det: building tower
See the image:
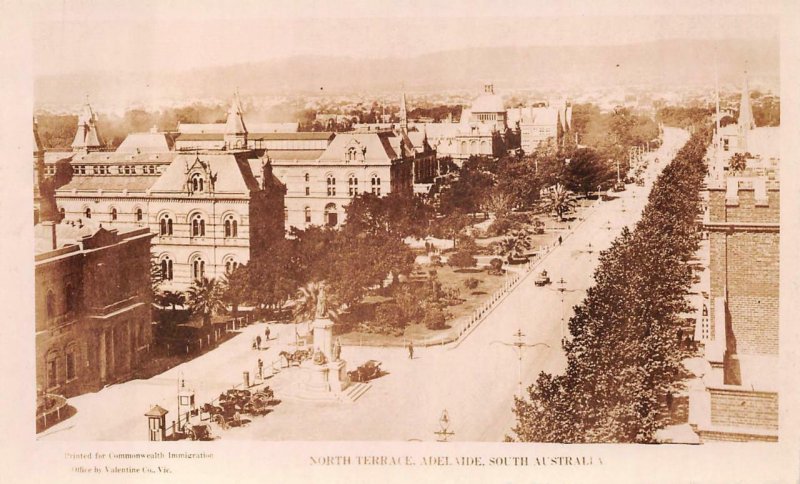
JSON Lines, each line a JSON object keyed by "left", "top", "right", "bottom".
{"left": 737, "top": 68, "right": 756, "bottom": 152}
{"left": 71, "top": 99, "right": 103, "bottom": 152}
{"left": 224, "top": 92, "right": 248, "bottom": 149}
{"left": 399, "top": 92, "right": 409, "bottom": 134}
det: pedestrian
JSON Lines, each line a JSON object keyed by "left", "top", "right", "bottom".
{"left": 265, "top": 326, "right": 271, "bottom": 341}
{"left": 558, "top": 235, "right": 562, "bottom": 246}
{"left": 407, "top": 340, "right": 414, "bottom": 359}
{"left": 256, "top": 335, "right": 262, "bottom": 350}
{"left": 252, "top": 337, "right": 257, "bottom": 350}
{"left": 258, "top": 358, "right": 263, "bottom": 379}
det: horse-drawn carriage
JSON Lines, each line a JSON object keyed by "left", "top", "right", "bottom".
{"left": 202, "top": 386, "right": 277, "bottom": 429}
{"left": 534, "top": 269, "right": 551, "bottom": 286}
{"left": 348, "top": 360, "right": 382, "bottom": 383}
{"left": 279, "top": 348, "right": 312, "bottom": 367}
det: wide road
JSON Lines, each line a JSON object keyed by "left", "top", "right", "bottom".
{"left": 40, "top": 128, "right": 688, "bottom": 442}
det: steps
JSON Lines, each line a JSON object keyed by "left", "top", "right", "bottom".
{"left": 340, "top": 382, "right": 371, "bottom": 403}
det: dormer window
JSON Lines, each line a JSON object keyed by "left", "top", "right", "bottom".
{"left": 346, "top": 147, "right": 358, "bottom": 162}
{"left": 190, "top": 173, "right": 205, "bottom": 193}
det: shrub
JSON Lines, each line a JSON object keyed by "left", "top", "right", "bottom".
{"left": 423, "top": 308, "right": 449, "bottom": 330}
{"left": 488, "top": 258, "right": 504, "bottom": 275}
{"left": 448, "top": 250, "right": 477, "bottom": 268}
{"left": 430, "top": 254, "right": 443, "bottom": 267}
{"left": 463, "top": 277, "right": 481, "bottom": 290}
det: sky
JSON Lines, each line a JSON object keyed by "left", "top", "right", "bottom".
{"left": 31, "top": 0, "right": 780, "bottom": 77}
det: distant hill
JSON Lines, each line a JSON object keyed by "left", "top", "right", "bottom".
{"left": 35, "top": 38, "right": 779, "bottom": 107}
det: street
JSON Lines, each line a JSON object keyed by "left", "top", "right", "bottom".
{"left": 39, "top": 128, "right": 688, "bottom": 442}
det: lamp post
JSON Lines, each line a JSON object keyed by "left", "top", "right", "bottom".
{"left": 550, "top": 278, "right": 577, "bottom": 341}
{"left": 491, "top": 330, "right": 550, "bottom": 398}
{"left": 434, "top": 409, "right": 455, "bottom": 442}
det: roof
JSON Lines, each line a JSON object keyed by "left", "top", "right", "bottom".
{"left": 177, "top": 123, "right": 225, "bottom": 134}
{"left": 471, "top": 93, "right": 505, "bottom": 113}
{"left": 408, "top": 131, "right": 427, "bottom": 150}
{"left": 116, "top": 132, "right": 175, "bottom": 153}
{"left": 68, "top": 151, "right": 180, "bottom": 165}
{"left": 248, "top": 122, "right": 299, "bottom": 133}
{"left": 250, "top": 132, "right": 334, "bottom": 141}
{"left": 175, "top": 133, "right": 224, "bottom": 141}
{"left": 44, "top": 152, "right": 75, "bottom": 164}
{"left": 511, "top": 106, "right": 560, "bottom": 127}
{"left": 150, "top": 153, "right": 260, "bottom": 194}
{"left": 145, "top": 405, "right": 169, "bottom": 417}
{"left": 35, "top": 221, "right": 99, "bottom": 254}
{"left": 225, "top": 103, "right": 247, "bottom": 134}
{"left": 57, "top": 175, "right": 159, "bottom": 193}
{"left": 317, "top": 132, "right": 401, "bottom": 163}
{"left": 266, "top": 149, "right": 326, "bottom": 161}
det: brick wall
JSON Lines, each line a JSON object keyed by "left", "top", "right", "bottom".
{"left": 709, "top": 388, "right": 778, "bottom": 431}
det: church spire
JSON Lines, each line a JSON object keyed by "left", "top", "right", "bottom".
{"left": 224, "top": 91, "right": 247, "bottom": 149}
{"left": 399, "top": 91, "right": 408, "bottom": 133}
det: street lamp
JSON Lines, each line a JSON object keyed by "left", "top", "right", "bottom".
{"left": 491, "top": 329, "right": 550, "bottom": 398}
{"left": 434, "top": 409, "right": 455, "bottom": 442}
{"left": 550, "top": 278, "right": 577, "bottom": 341}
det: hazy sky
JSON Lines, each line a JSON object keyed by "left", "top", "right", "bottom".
{"left": 32, "top": 0, "right": 780, "bottom": 77}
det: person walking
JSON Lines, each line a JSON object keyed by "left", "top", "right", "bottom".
{"left": 257, "top": 358, "right": 264, "bottom": 379}
{"left": 558, "top": 235, "right": 562, "bottom": 246}
{"left": 265, "top": 326, "right": 271, "bottom": 341}
{"left": 407, "top": 340, "right": 414, "bottom": 360}
{"left": 256, "top": 335, "right": 262, "bottom": 350}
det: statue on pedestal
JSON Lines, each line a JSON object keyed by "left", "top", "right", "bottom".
{"left": 315, "top": 284, "right": 327, "bottom": 320}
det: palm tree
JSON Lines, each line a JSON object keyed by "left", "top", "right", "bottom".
{"left": 186, "top": 277, "right": 225, "bottom": 328}
{"left": 220, "top": 266, "right": 248, "bottom": 319}
{"left": 545, "top": 183, "right": 576, "bottom": 221}
{"left": 157, "top": 290, "right": 185, "bottom": 312}
{"left": 293, "top": 281, "right": 339, "bottom": 323}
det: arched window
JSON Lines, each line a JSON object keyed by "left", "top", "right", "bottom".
{"left": 304, "top": 206, "right": 312, "bottom": 224}
{"left": 159, "top": 257, "right": 173, "bottom": 281}
{"left": 110, "top": 208, "right": 117, "bottom": 221}
{"left": 326, "top": 175, "right": 336, "bottom": 196}
{"left": 304, "top": 173, "right": 310, "bottom": 183}
{"left": 371, "top": 175, "right": 381, "bottom": 196}
{"left": 190, "top": 173, "right": 204, "bottom": 193}
{"left": 304, "top": 173, "right": 310, "bottom": 196}
{"left": 65, "top": 344, "right": 77, "bottom": 382}
{"left": 324, "top": 203, "right": 338, "bottom": 227}
{"left": 45, "top": 350, "right": 58, "bottom": 390}
{"left": 191, "top": 256, "right": 205, "bottom": 281}
{"left": 224, "top": 257, "right": 239, "bottom": 274}
{"left": 45, "top": 290, "right": 55, "bottom": 318}
{"left": 159, "top": 214, "right": 173, "bottom": 236}
{"left": 65, "top": 283, "right": 75, "bottom": 313}
{"left": 190, "top": 213, "right": 205, "bottom": 237}
{"left": 223, "top": 215, "right": 238, "bottom": 238}
{"left": 135, "top": 208, "right": 143, "bottom": 222}
{"left": 348, "top": 175, "right": 358, "bottom": 196}
{"left": 84, "top": 207, "right": 91, "bottom": 219}
{"left": 346, "top": 147, "right": 358, "bottom": 162}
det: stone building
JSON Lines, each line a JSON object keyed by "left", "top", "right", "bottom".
{"left": 48, "top": 98, "right": 286, "bottom": 291}
{"left": 507, "top": 101, "right": 572, "bottom": 155}
{"left": 272, "top": 129, "right": 417, "bottom": 230}
{"left": 35, "top": 221, "right": 155, "bottom": 398}
{"left": 688, "top": 71, "right": 779, "bottom": 442}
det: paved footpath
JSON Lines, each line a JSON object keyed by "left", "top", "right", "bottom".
{"left": 40, "top": 129, "right": 688, "bottom": 442}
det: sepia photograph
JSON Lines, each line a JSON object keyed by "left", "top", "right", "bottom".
{"left": 2, "top": 0, "right": 799, "bottom": 482}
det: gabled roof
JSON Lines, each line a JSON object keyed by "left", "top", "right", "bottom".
{"left": 471, "top": 93, "right": 504, "bottom": 113}
{"left": 150, "top": 153, "right": 260, "bottom": 194}
{"left": 248, "top": 122, "right": 299, "bottom": 133}
{"left": 116, "top": 132, "right": 175, "bottom": 153}
{"left": 57, "top": 175, "right": 159, "bottom": 193}
{"left": 71, "top": 102, "right": 104, "bottom": 150}
{"left": 317, "top": 132, "right": 400, "bottom": 163}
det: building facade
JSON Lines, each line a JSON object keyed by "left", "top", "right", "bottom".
{"left": 35, "top": 222, "right": 155, "bottom": 398}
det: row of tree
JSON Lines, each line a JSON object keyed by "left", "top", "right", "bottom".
{"left": 509, "top": 126, "right": 709, "bottom": 443}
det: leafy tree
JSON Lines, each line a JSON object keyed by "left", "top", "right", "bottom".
{"left": 448, "top": 237, "right": 478, "bottom": 269}
{"left": 186, "top": 277, "right": 225, "bottom": 328}
{"left": 430, "top": 210, "right": 470, "bottom": 247}
{"left": 220, "top": 265, "right": 249, "bottom": 318}
{"left": 728, "top": 152, "right": 748, "bottom": 173}
{"left": 563, "top": 148, "right": 613, "bottom": 196}
{"left": 494, "top": 157, "right": 541, "bottom": 209}
{"left": 157, "top": 290, "right": 185, "bottom": 312}
{"left": 543, "top": 183, "right": 576, "bottom": 221}
{"left": 248, "top": 239, "right": 298, "bottom": 310}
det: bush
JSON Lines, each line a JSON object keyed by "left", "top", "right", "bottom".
{"left": 463, "top": 277, "right": 481, "bottom": 290}
{"left": 488, "top": 258, "right": 504, "bottom": 275}
{"left": 374, "top": 302, "right": 407, "bottom": 330}
{"left": 423, "top": 308, "right": 449, "bottom": 330}
{"left": 448, "top": 250, "right": 477, "bottom": 268}
{"left": 430, "top": 254, "right": 443, "bottom": 267}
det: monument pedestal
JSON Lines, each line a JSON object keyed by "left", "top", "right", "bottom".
{"left": 292, "top": 317, "right": 351, "bottom": 401}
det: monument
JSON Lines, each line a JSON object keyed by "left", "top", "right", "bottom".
{"left": 296, "top": 285, "right": 351, "bottom": 399}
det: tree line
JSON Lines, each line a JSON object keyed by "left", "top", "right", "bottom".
{"left": 508, "top": 126, "right": 709, "bottom": 443}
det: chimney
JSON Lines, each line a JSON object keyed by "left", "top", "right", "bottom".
{"left": 42, "top": 221, "right": 57, "bottom": 250}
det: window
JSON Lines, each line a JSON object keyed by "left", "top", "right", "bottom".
{"left": 65, "top": 283, "right": 75, "bottom": 313}
{"left": 304, "top": 207, "right": 311, "bottom": 224}
{"left": 46, "top": 352, "right": 58, "bottom": 389}
{"left": 304, "top": 173, "right": 310, "bottom": 183}
{"left": 65, "top": 346, "right": 76, "bottom": 381}
{"left": 59, "top": 207, "right": 65, "bottom": 219}
{"left": 135, "top": 208, "right": 143, "bottom": 222}
{"left": 324, "top": 203, "right": 338, "bottom": 227}
{"left": 84, "top": 208, "right": 92, "bottom": 219}
{"left": 45, "top": 290, "right": 55, "bottom": 318}
{"left": 327, "top": 175, "right": 336, "bottom": 196}
{"left": 305, "top": 186, "right": 310, "bottom": 196}
{"left": 223, "top": 216, "right": 238, "bottom": 238}
{"left": 371, "top": 175, "right": 381, "bottom": 196}
{"left": 159, "top": 215, "right": 173, "bottom": 236}
{"left": 723, "top": 138, "right": 729, "bottom": 152}
{"left": 110, "top": 208, "right": 117, "bottom": 221}
{"left": 190, "top": 173, "right": 204, "bottom": 193}
{"left": 284, "top": 208, "right": 289, "bottom": 224}
{"left": 160, "top": 257, "right": 173, "bottom": 281}
{"left": 192, "top": 257, "right": 205, "bottom": 280}
{"left": 190, "top": 213, "right": 205, "bottom": 237}
{"left": 348, "top": 175, "right": 358, "bottom": 196}
{"left": 346, "top": 147, "right": 358, "bottom": 162}
{"left": 224, "top": 258, "right": 239, "bottom": 274}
